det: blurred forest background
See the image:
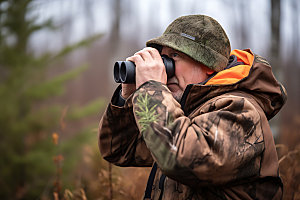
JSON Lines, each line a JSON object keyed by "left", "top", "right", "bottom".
{"left": 0, "top": 0, "right": 299, "bottom": 199}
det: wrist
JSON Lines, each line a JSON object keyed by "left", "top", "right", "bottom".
{"left": 121, "top": 90, "right": 130, "bottom": 99}
{"left": 120, "top": 90, "right": 127, "bottom": 100}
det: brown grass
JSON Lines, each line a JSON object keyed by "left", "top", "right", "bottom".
{"left": 277, "top": 144, "right": 300, "bottom": 199}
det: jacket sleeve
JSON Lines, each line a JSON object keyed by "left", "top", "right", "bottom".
{"left": 132, "top": 80, "right": 265, "bottom": 187}
{"left": 98, "top": 86, "right": 153, "bottom": 167}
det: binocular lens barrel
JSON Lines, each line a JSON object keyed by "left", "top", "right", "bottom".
{"left": 113, "top": 61, "right": 122, "bottom": 83}
{"left": 113, "top": 55, "right": 175, "bottom": 84}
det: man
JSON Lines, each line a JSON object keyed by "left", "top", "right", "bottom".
{"left": 98, "top": 15, "right": 286, "bottom": 199}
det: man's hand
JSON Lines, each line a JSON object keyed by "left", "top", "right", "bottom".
{"left": 127, "top": 47, "right": 167, "bottom": 89}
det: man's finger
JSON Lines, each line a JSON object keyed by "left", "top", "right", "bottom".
{"left": 144, "top": 47, "right": 161, "bottom": 59}
{"left": 134, "top": 49, "right": 153, "bottom": 61}
{"left": 127, "top": 54, "right": 144, "bottom": 66}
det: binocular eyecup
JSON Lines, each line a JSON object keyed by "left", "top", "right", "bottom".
{"left": 113, "top": 55, "right": 175, "bottom": 84}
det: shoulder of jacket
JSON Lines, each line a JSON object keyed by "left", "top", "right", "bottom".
{"left": 206, "top": 91, "right": 254, "bottom": 104}
{"left": 189, "top": 91, "right": 260, "bottom": 118}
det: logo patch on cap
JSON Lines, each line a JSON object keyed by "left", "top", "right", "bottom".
{"left": 180, "top": 33, "right": 195, "bottom": 41}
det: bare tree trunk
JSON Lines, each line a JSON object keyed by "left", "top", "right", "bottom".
{"left": 270, "top": 0, "right": 281, "bottom": 76}
{"left": 110, "top": 0, "right": 121, "bottom": 52}
{"left": 267, "top": 0, "right": 282, "bottom": 140}
{"left": 291, "top": 0, "right": 299, "bottom": 59}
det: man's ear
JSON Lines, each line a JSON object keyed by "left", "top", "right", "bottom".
{"left": 206, "top": 68, "right": 215, "bottom": 76}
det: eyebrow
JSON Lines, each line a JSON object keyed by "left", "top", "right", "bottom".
{"left": 172, "top": 49, "right": 186, "bottom": 58}
{"left": 163, "top": 47, "right": 183, "bottom": 57}
{"left": 168, "top": 49, "right": 181, "bottom": 55}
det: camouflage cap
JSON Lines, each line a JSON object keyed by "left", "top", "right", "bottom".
{"left": 146, "top": 15, "right": 231, "bottom": 72}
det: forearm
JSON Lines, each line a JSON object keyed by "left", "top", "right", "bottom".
{"left": 132, "top": 80, "right": 185, "bottom": 170}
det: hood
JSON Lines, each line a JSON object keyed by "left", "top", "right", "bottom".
{"left": 182, "top": 49, "right": 287, "bottom": 120}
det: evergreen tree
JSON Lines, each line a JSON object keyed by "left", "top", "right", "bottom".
{"left": 0, "top": 0, "right": 104, "bottom": 199}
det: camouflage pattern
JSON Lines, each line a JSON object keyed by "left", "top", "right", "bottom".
{"left": 146, "top": 15, "right": 231, "bottom": 72}
{"left": 98, "top": 50, "right": 286, "bottom": 199}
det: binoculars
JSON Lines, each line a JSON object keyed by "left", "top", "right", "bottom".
{"left": 113, "top": 55, "right": 175, "bottom": 83}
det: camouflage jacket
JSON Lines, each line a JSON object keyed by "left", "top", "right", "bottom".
{"left": 98, "top": 49, "right": 287, "bottom": 199}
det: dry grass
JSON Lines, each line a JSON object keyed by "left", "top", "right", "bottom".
{"left": 277, "top": 144, "right": 300, "bottom": 199}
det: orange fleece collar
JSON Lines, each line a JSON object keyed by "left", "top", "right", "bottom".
{"left": 205, "top": 49, "right": 254, "bottom": 85}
